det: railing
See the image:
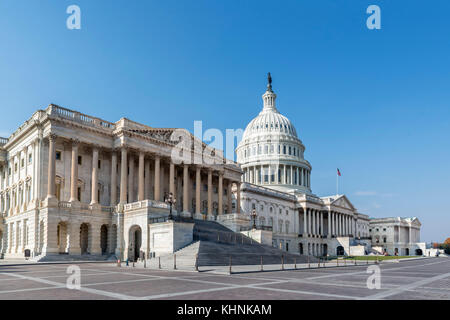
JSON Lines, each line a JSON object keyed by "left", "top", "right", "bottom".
{"left": 0, "top": 137, "right": 8, "bottom": 146}
{"left": 58, "top": 201, "right": 114, "bottom": 213}
{"left": 141, "top": 253, "right": 383, "bottom": 273}
{"left": 47, "top": 105, "right": 116, "bottom": 130}
{"left": 124, "top": 200, "right": 169, "bottom": 211}
{"left": 239, "top": 225, "right": 273, "bottom": 232}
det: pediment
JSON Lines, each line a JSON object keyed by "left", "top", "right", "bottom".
{"left": 331, "top": 195, "right": 356, "bottom": 211}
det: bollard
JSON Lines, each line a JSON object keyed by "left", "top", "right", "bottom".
{"left": 229, "top": 255, "right": 232, "bottom": 274}
{"left": 217, "top": 233, "right": 220, "bottom": 242}
{"left": 318, "top": 257, "right": 320, "bottom": 268}
{"left": 260, "top": 256, "right": 263, "bottom": 271}
{"left": 344, "top": 258, "right": 346, "bottom": 266}
{"left": 174, "top": 254, "right": 177, "bottom": 270}
{"left": 144, "top": 259, "right": 147, "bottom": 268}
{"left": 117, "top": 259, "right": 121, "bottom": 267}
{"left": 308, "top": 255, "right": 310, "bottom": 268}
{"left": 281, "top": 255, "right": 284, "bottom": 270}
{"left": 367, "top": 258, "right": 369, "bottom": 265}
{"left": 159, "top": 256, "right": 161, "bottom": 269}
{"left": 354, "top": 259, "right": 356, "bottom": 266}
{"left": 195, "top": 254, "right": 199, "bottom": 271}
{"left": 294, "top": 258, "right": 297, "bottom": 270}
{"left": 337, "top": 258, "right": 339, "bottom": 267}
{"left": 132, "top": 261, "right": 135, "bottom": 267}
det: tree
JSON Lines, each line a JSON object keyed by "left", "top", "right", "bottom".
{"left": 444, "top": 238, "right": 450, "bottom": 245}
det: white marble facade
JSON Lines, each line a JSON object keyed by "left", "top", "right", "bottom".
{"left": 0, "top": 105, "right": 242, "bottom": 260}
{"left": 369, "top": 217, "right": 425, "bottom": 256}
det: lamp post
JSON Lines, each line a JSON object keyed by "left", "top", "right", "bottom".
{"left": 165, "top": 192, "right": 176, "bottom": 220}
{"left": 251, "top": 209, "right": 257, "bottom": 230}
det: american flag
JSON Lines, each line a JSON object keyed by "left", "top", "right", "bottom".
{"left": 337, "top": 168, "right": 341, "bottom": 176}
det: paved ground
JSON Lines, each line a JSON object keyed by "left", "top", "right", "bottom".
{"left": 0, "top": 257, "right": 448, "bottom": 300}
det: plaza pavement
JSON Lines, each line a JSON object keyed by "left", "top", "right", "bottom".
{"left": 0, "top": 257, "right": 449, "bottom": 300}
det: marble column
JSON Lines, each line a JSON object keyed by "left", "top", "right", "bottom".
{"left": 308, "top": 208, "right": 312, "bottom": 236}
{"left": 336, "top": 213, "right": 339, "bottom": 236}
{"left": 320, "top": 211, "right": 323, "bottom": 237}
{"left": 183, "top": 164, "right": 189, "bottom": 212}
{"left": 69, "top": 140, "right": 79, "bottom": 202}
{"left": 154, "top": 157, "right": 161, "bottom": 201}
{"left": 218, "top": 173, "right": 223, "bottom": 215}
{"left": 327, "top": 211, "right": 331, "bottom": 238}
{"left": 128, "top": 154, "right": 134, "bottom": 203}
{"left": 312, "top": 210, "right": 316, "bottom": 236}
{"left": 169, "top": 162, "right": 175, "bottom": 196}
{"left": 207, "top": 169, "right": 212, "bottom": 216}
{"left": 195, "top": 167, "right": 201, "bottom": 214}
{"left": 138, "top": 152, "right": 145, "bottom": 201}
{"left": 144, "top": 159, "right": 150, "bottom": 200}
{"left": 227, "top": 180, "right": 232, "bottom": 214}
{"left": 46, "top": 134, "right": 56, "bottom": 199}
{"left": 291, "top": 166, "right": 294, "bottom": 185}
{"left": 303, "top": 208, "right": 307, "bottom": 235}
{"left": 119, "top": 148, "right": 127, "bottom": 204}
{"left": 90, "top": 147, "right": 99, "bottom": 205}
{"left": 236, "top": 182, "right": 241, "bottom": 214}
{"left": 110, "top": 151, "right": 117, "bottom": 206}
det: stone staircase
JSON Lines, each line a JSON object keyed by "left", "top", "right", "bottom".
{"left": 144, "top": 218, "right": 317, "bottom": 269}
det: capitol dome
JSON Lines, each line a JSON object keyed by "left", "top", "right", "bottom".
{"left": 236, "top": 74, "right": 312, "bottom": 194}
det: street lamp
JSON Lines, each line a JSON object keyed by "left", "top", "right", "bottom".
{"left": 164, "top": 192, "right": 176, "bottom": 220}
{"left": 251, "top": 209, "right": 257, "bottom": 230}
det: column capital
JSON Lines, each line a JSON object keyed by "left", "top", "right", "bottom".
{"left": 48, "top": 133, "right": 58, "bottom": 142}
{"left": 71, "top": 139, "right": 80, "bottom": 147}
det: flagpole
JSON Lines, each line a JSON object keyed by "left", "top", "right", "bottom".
{"left": 336, "top": 172, "right": 338, "bottom": 196}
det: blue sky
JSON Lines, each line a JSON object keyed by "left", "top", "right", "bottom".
{"left": 1, "top": 0, "right": 449, "bottom": 242}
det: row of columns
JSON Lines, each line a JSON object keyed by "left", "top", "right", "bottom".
{"left": 244, "top": 164, "right": 310, "bottom": 188}
{"left": 46, "top": 136, "right": 241, "bottom": 215}
{"left": 302, "top": 208, "right": 356, "bottom": 238}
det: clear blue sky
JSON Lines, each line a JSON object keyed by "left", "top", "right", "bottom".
{"left": 1, "top": 0, "right": 449, "bottom": 243}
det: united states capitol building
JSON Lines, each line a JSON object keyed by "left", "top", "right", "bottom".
{"left": 0, "top": 75, "right": 426, "bottom": 261}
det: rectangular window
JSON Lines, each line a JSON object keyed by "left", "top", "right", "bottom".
{"left": 98, "top": 160, "right": 101, "bottom": 169}
{"left": 21, "top": 158, "right": 25, "bottom": 167}
{"left": 78, "top": 156, "right": 82, "bottom": 165}
{"left": 55, "top": 151, "right": 62, "bottom": 161}
{"left": 28, "top": 154, "right": 32, "bottom": 164}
